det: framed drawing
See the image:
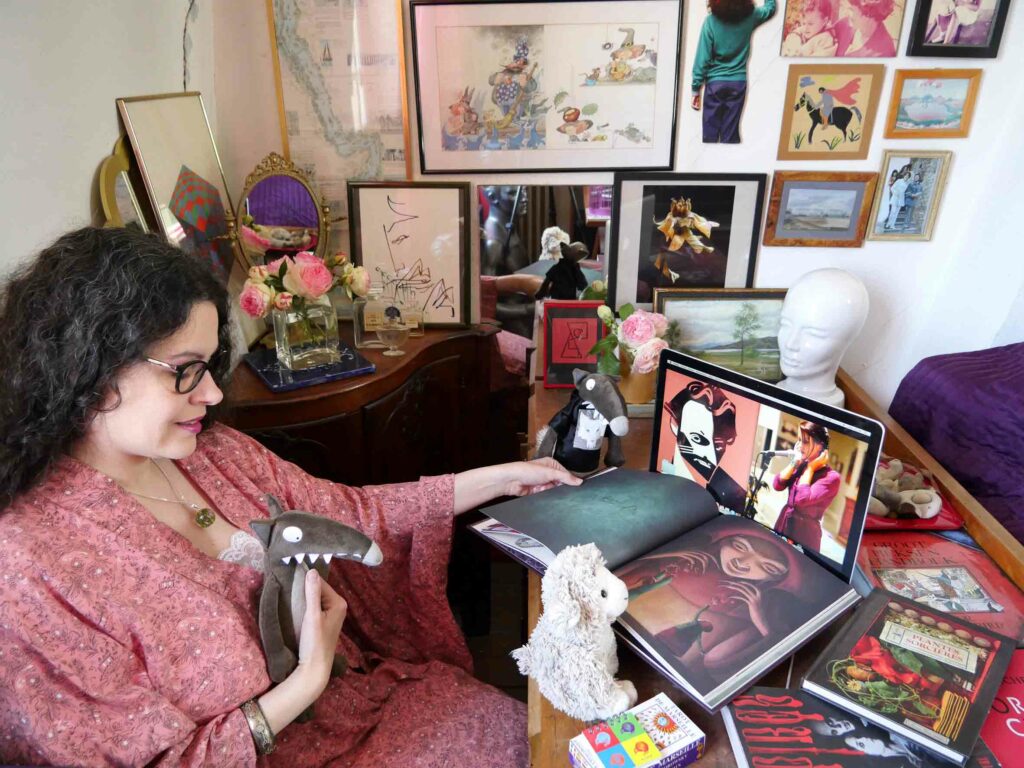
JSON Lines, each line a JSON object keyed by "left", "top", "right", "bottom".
{"left": 777, "top": 64, "right": 885, "bottom": 161}
{"left": 409, "top": 0, "right": 683, "bottom": 173}
{"left": 884, "top": 69, "right": 981, "bottom": 138}
{"left": 907, "top": 0, "right": 1012, "bottom": 57}
{"left": 652, "top": 288, "right": 787, "bottom": 382}
{"left": 542, "top": 300, "right": 607, "bottom": 388}
{"left": 763, "top": 172, "right": 878, "bottom": 248}
{"left": 867, "top": 150, "right": 952, "bottom": 241}
{"left": 608, "top": 173, "right": 767, "bottom": 310}
{"left": 781, "top": 0, "right": 906, "bottom": 57}
{"left": 347, "top": 181, "right": 471, "bottom": 327}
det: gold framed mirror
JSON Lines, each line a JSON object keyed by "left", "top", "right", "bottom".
{"left": 98, "top": 136, "right": 150, "bottom": 231}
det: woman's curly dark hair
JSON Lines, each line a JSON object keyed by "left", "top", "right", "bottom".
{"left": 710, "top": 0, "right": 755, "bottom": 23}
{"left": 0, "top": 227, "right": 233, "bottom": 508}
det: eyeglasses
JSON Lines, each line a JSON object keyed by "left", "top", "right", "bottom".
{"left": 144, "top": 356, "right": 218, "bottom": 394}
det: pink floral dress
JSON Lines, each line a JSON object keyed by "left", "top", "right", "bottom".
{"left": 0, "top": 425, "right": 527, "bottom": 767}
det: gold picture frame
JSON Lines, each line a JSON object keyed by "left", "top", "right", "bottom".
{"left": 867, "top": 150, "right": 952, "bottom": 241}
{"left": 884, "top": 68, "right": 981, "bottom": 139}
{"left": 764, "top": 171, "right": 879, "bottom": 248}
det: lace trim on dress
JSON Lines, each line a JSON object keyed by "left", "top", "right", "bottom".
{"left": 217, "top": 530, "right": 265, "bottom": 571}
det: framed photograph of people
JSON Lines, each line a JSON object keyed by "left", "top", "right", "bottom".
{"left": 867, "top": 150, "right": 952, "bottom": 241}
{"left": 347, "top": 181, "right": 471, "bottom": 327}
{"left": 608, "top": 173, "right": 767, "bottom": 310}
{"left": 777, "top": 64, "right": 885, "bottom": 161}
{"left": 907, "top": 0, "right": 1012, "bottom": 57}
{"left": 652, "top": 288, "right": 788, "bottom": 382}
{"left": 781, "top": 0, "right": 907, "bottom": 57}
{"left": 884, "top": 68, "right": 981, "bottom": 139}
{"left": 409, "top": 0, "right": 683, "bottom": 173}
{"left": 763, "top": 172, "right": 879, "bottom": 248}
{"left": 542, "top": 300, "right": 607, "bottom": 388}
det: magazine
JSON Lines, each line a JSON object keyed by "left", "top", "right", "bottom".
{"left": 979, "top": 649, "right": 1024, "bottom": 767}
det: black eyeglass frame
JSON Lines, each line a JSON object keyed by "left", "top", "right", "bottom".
{"left": 144, "top": 356, "right": 217, "bottom": 394}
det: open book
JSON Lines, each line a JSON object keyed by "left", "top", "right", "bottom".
{"left": 476, "top": 467, "right": 859, "bottom": 711}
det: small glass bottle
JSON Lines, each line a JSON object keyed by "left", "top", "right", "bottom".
{"left": 352, "top": 286, "right": 387, "bottom": 349}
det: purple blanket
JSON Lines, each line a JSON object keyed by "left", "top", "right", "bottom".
{"left": 889, "top": 342, "right": 1024, "bottom": 543}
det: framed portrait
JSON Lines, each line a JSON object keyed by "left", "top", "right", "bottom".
{"left": 347, "top": 181, "right": 471, "bottom": 327}
{"left": 867, "top": 150, "right": 952, "bottom": 241}
{"left": 777, "top": 64, "right": 885, "bottom": 161}
{"left": 907, "top": 0, "right": 1012, "bottom": 57}
{"left": 781, "top": 0, "right": 906, "bottom": 57}
{"left": 542, "top": 300, "right": 607, "bottom": 388}
{"left": 652, "top": 288, "right": 787, "bottom": 382}
{"left": 884, "top": 68, "right": 981, "bottom": 139}
{"left": 764, "top": 172, "right": 879, "bottom": 248}
{"left": 608, "top": 173, "right": 767, "bottom": 310}
{"left": 409, "top": 0, "right": 683, "bottom": 173}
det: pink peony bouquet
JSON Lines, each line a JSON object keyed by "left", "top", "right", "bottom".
{"left": 590, "top": 304, "right": 674, "bottom": 375}
{"left": 238, "top": 251, "right": 370, "bottom": 320}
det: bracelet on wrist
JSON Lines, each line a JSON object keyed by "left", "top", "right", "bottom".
{"left": 240, "top": 698, "right": 276, "bottom": 755}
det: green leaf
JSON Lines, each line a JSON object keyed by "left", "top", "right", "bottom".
{"left": 581, "top": 103, "right": 598, "bottom": 116}
{"left": 618, "top": 303, "right": 635, "bottom": 321}
{"left": 597, "top": 353, "right": 621, "bottom": 376}
{"left": 589, "top": 336, "right": 617, "bottom": 357}
{"left": 554, "top": 90, "right": 568, "bottom": 108}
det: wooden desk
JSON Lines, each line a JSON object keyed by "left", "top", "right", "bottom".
{"left": 526, "top": 373, "right": 1024, "bottom": 767}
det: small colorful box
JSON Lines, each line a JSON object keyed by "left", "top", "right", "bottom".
{"left": 569, "top": 693, "right": 705, "bottom": 768}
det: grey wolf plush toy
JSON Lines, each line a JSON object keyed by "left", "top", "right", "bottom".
{"left": 534, "top": 369, "right": 628, "bottom": 476}
{"left": 250, "top": 495, "right": 383, "bottom": 716}
{"left": 512, "top": 543, "right": 637, "bottom": 721}
{"left": 535, "top": 241, "right": 590, "bottom": 300}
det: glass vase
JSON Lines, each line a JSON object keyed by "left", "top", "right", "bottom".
{"left": 272, "top": 295, "right": 340, "bottom": 371}
{"left": 352, "top": 289, "right": 387, "bottom": 349}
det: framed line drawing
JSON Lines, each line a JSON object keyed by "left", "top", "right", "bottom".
{"left": 763, "top": 171, "right": 878, "bottom": 247}
{"left": 347, "top": 181, "right": 471, "bottom": 327}
{"left": 409, "top": 0, "right": 684, "bottom": 173}
{"left": 907, "top": 0, "right": 1012, "bottom": 58}
{"left": 867, "top": 150, "right": 952, "bottom": 241}
{"left": 542, "top": 300, "right": 607, "bottom": 388}
{"left": 884, "top": 68, "right": 981, "bottom": 139}
{"left": 608, "top": 173, "right": 767, "bottom": 310}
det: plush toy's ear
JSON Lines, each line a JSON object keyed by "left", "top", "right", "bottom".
{"left": 572, "top": 368, "right": 590, "bottom": 387}
{"left": 266, "top": 494, "right": 287, "bottom": 518}
{"left": 249, "top": 519, "right": 273, "bottom": 550}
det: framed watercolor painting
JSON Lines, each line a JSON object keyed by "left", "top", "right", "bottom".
{"left": 347, "top": 181, "right": 471, "bottom": 327}
{"left": 608, "top": 173, "right": 767, "bottom": 310}
{"left": 777, "top": 64, "right": 885, "bottom": 161}
{"left": 652, "top": 288, "right": 788, "bottom": 382}
{"left": 884, "top": 69, "right": 981, "bottom": 138}
{"left": 409, "top": 0, "right": 683, "bottom": 173}
{"left": 542, "top": 300, "right": 607, "bottom": 388}
{"left": 781, "top": 0, "right": 906, "bottom": 57}
{"left": 763, "top": 172, "right": 878, "bottom": 247}
{"left": 867, "top": 150, "right": 952, "bottom": 241}
{"left": 907, "top": 0, "right": 1012, "bottom": 57}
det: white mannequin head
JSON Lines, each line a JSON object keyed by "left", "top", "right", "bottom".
{"left": 777, "top": 268, "right": 869, "bottom": 407}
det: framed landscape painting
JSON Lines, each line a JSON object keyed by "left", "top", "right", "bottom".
{"left": 777, "top": 64, "right": 885, "bottom": 161}
{"left": 409, "top": 0, "right": 683, "bottom": 173}
{"left": 653, "top": 288, "right": 788, "bottom": 382}
{"left": 608, "top": 173, "right": 767, "bottom": 309}
{"left": 542, "top": 300, "right": 607, "bottom": 388}
{"left": 868, "top": 150, "right": 952, "bottom": 241}
{"left": 781, "top": 0, "right": 906, "bottom": 57}
{"left": 764, "top": 172, "right": 878, "bottom": 247}
{"left": 907, "top": 0, "right": 1012, "bottom": 57}
{"left": 884, "top": 69, "right": 981, "bottom": 138}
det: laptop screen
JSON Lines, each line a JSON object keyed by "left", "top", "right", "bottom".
{"left": 651, "top": 349, "right": 884, "bottom": 581}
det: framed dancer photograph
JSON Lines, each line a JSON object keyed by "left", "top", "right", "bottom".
{"left": 542, "top": 300, "right": 607, "bottom": 388}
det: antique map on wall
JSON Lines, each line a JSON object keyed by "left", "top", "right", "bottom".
{"left": 270, "top": 0, "right": 409, "bottom": 251}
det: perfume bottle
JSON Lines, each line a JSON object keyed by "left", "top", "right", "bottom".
{"left": 352, "top": 287, "right": 386, "bottom": 349}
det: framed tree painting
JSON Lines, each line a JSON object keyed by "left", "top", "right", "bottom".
{"left": 409, "top": 0, "right": 683, "bottom": 173}
{"left": 763, "top": 172, "right": 878, "bottom": 247}
{"left": 347, "top": 181, "right": 471, "bottom": 327}
{"left": 542, "top": 300, "right": 607, "bottom": 388}
{"left": 884, "top": 69, "right": 981, "bottom": 138}
{"left": 781, "top": 0, "right": 906, "bottom": 57}
{"left": 652, "top": 288, "right": 787, "bottom": 382}
{"left": 907, "top": 0, "right": 1012, "bottom": 57}
{"left": 608, "top": 173, "right": 767, "bottom": 309}
{"left": 867, "top": 150, "right": 952, "bottom": 241}
{"left": 777, "top": 64, "right": 885, "bottom": 161}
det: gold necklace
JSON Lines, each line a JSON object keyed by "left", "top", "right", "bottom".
{"left": 125, "top": 459, "right": 217, "bottom": 529}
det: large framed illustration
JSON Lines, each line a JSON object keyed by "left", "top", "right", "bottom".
{"left": 409, "top": 0, "right": 683, "bottom": 174}
{"left": 347, "top": 182, "right": 471, "bottom": 328}
{"left": 608, "top": 173, "right": 766, "bottom": 309}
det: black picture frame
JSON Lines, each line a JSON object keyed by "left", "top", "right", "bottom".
{"left": 542, "top": 300, "right": 607, "bottom": 388}
{"left": 907, "top": 0, "right": 1013, "bottom": 58}
{"left": 347, "top": 181, "right": 472, "bottom": 328}
{"left": 607, "top": 172, "right": 767, "bottom": 309}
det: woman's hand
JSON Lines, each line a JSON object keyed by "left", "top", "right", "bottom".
{"left": 296, "top": 569, "right": 348, "bottom": 693}
{"left": 453, "top": 459, "right": 581, "bottom": 514}
{"left": 502, "top": 457, "right": 582, "bottom": 497}
{"left": 720, "top": 580, "right": 772, "bottom": 636}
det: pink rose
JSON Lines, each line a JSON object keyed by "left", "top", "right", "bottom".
{"left": 238, "top": 281, "right": 275, "bottom": 319}
{"left": 631, "top": 338, "right": 668, "bottom": 374}
{"left": 266, "top": 256, "right": 287, "bottom": 276}
{"left": 294, "top": 251, "right": 319, "bottom": 265}
{"left": 282, "top": 254, "right": 334, "bottom": 299}
{"left": 618, "top": 310, "right": 657, "bottom": 349}
{"left": 348, "top": 266, "right": 371, "bottom": 298}
{"left": 248, "top": 265, "right": 270, "bottom": 281}
{"left": 273, "top": 292, "right": 293, "bottom": 311}
{"left": 648, "top": 311, "right": 669, "bottom": 338}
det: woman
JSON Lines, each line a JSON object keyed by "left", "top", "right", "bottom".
{"left": 0, "top": 227, "right": 578, "bottom": 767}
{"left": 771, "top": 421, "right": 841, "bottom": 553}
{"left": 834, "top": 0, "right": 897, "bottom": 57}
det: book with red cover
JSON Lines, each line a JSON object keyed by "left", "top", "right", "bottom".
{"left": 980, "top": 649, "right": 1024, "bottom": 766}
{"left": 858, "top": 531, "right": 1024, "bottom": 645}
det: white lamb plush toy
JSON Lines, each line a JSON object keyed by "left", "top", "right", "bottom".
{"left": 538, "top": 226, "right": 571, "bottom": 261}
{"left": 512, "top": 543, "right": 637, "bottom": 721}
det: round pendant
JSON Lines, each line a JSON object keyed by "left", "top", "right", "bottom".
{"left": 194, "top": 507, "right": 216, "bottom": 528}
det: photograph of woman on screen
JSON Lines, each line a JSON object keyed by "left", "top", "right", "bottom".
{"left": 770, "top": 421, "right": 841, "bottom": 553}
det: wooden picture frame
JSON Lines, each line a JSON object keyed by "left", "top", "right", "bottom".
{"left": 777, "top": 64, "right": 885, "bottom": 161}
{"left": 867, "top": 150, "right": 952, "bottom": 241}
{"left": 408, "top": 0, "right": 684, "bottom": 174}
{"left": 652, "top": 288, "right": 788, "bottom": 382}
{"left": 781, "top": 0, "right": 907, "bottom": 57}
{"left": 542, "top": 300, "right": 607, "bottom": 388}
{"left": 884, "top": 68, "right": 981, "bottom": 139}
{"left": 764, "top": 171, "right": 878, "bottom": 248}
{"left": 907, "top": 0, "right": 1012, "bottom": 58}
{"left": 347, "top": 181, "right": 471, "bottom": 327}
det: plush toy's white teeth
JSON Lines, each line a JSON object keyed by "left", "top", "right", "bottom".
{"left": 281, "top": 555, "right": 293, "bottom": 564}
{"left": 293, "top": 553, "right": 306, "bottom": 564}
{"left": 308, "top": 553, "right": 320, "bottom": 564}
{"left": 323, "top": 554, "right": 333, "bottom": 564}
